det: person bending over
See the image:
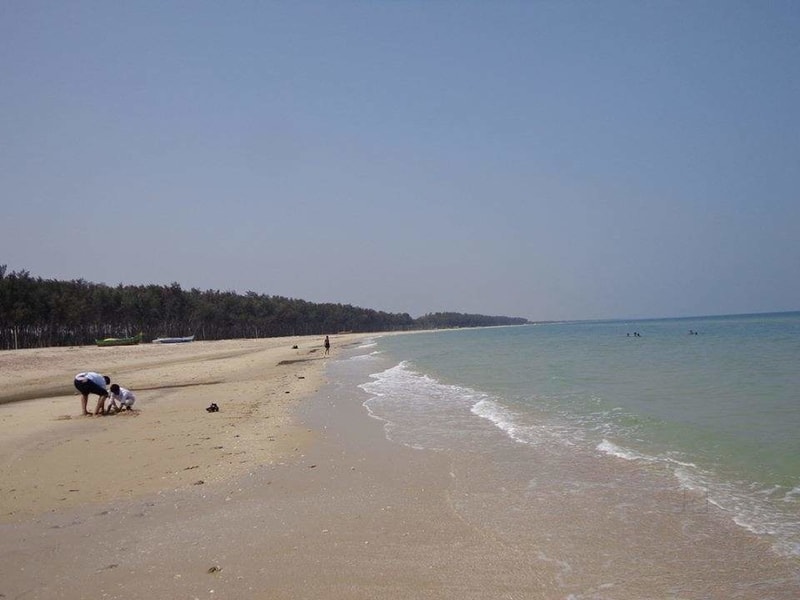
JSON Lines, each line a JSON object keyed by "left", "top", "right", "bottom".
{"left": 74, "top": 372, "right": 110, "bottom": 416}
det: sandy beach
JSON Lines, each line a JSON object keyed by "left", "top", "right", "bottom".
{"left": 0, "top": 334, "right": 382, "bottom": 599}
{"left": 0, "top": 335, "right": 347, "bottom": 522}
{"left": 0, "top": 332, "right": 544, "bottom": 600}
{"left": 2, "top": 332, "right": 799, "bottom": 599}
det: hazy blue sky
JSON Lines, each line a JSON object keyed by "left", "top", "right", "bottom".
{"left": 2, "top": 1, "right": 799, "bottom": 321}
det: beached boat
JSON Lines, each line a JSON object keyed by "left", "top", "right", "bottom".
{"left": 152, "top": 335, "right": 195, "bottom": 344}
{"left": 96, "top": 333, "right": 143, "bottom": 347}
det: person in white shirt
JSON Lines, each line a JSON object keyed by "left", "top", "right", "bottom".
{"left": 73, "top": 372, "right": 110, "bottom": 416}
{"left": 108, "top": 384, "right": 136, "bottom": 412}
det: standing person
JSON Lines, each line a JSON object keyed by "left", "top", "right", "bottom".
{"left": 108, "top": 383, "right": 136, "bottom": 412}
{"left": 73, "top": 372, "right": 110, "bottom": 416}
{"left": 324, "top": 335, "right": 331, "bottom": 356}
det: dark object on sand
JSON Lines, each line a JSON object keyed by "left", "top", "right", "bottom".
{"left": 206, "top": 403, "right": 219, "bottom": 413}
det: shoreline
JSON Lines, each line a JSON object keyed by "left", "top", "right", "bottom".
{"left": 2, "top": 332, "right": 799, "bottom": 599}
{"left": 0, "top": 333, "right": 504, "bottom": 600}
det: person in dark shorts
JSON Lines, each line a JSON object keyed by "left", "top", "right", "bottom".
{"left": 324, "top": 335, "right": 331, "bottom": 356}
{"left": 74, "top": 372, "right": 111, "bottom": 416}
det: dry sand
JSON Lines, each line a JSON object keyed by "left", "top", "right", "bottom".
{"left": 0, "top": 336, "right": 366, "bottom": 522}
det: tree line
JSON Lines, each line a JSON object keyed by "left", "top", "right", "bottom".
{"left": 0, "top": 266, "right": 530, "bottom": 350}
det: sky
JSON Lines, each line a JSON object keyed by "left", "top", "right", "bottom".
{"left": 2, "top": 1, "right": 799, "bottom": 321}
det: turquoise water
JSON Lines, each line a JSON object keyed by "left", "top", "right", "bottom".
{"left": 354, "top": 312, "right": 800, "bottom": 559}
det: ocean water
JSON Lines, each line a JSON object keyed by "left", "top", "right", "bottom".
{"left": 343, "top": 312, "right": 800, "bottom": 576}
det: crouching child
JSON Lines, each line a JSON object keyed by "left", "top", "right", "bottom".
{"left": 108, "top": 384, "right": 136, "bottom": 413}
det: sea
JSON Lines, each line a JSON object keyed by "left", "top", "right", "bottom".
{"left": 332, "top": 312, "right": 800, "bottom": 592}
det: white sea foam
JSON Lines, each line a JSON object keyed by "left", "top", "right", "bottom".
{"left": 782, "top": 485, "right": 800, "bottom": 503}
{"left": 360, "top": 361, "right": 443, "bottom": 400}
{"left": 596, "top": 440, "right": 699, "bottom": 476}
{"left": 470, "top": 399, "right": 523, "bottom": 442}
{"left": 349, "top": 351, "right": 380, "bottom": 361}
{"left": 612, "top": 446, "right": 800, "bottom": 558}
{"left": 359, "top": 362, "right": 492, "bottom": 451}
{"left": 360, "top": 361, "right": 589, "bottom": 457}
{"left": 673, "top": 467, "right": 800, "bottom": 558}
{"left": 471, "top": 399, "right": 577, "bottom": 448}
{"left": 356, "top": 342, "right": 800, "bottom": 559}
{"left": 598, "top": 441, "right": 800, "bottom": 556}
{"left": 673, "top": 466, "right": 708, "bottom": 493}
{"left": 596, "top": 439, "right": 656, "bottom": 463}
{"left": 596, "top": 438, "right": 800, "bottom": 559}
